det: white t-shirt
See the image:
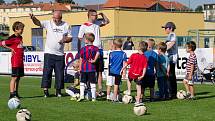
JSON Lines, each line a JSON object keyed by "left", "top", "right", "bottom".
{"left": 41, "top": 20, "right": 72, "bottom": 55}
{"left": 78, "top": 21, "right": 102, "bottom": 49}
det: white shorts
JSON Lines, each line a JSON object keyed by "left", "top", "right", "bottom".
{"left": 184, "top": 73, "right": 197, "bottom": 85}
{"left": 106, "top": 75, "right": 115, "bottom": 86}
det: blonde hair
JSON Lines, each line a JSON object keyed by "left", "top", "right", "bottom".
{"left": 113, "top": 38, "right": 123, "bottom": 48}
{"left": 85, "top": 33, "right": 95, "bottom": 42}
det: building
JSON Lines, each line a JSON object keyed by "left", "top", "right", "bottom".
{"left": 0, "top": 3, "right": 86, "bottom": 26}
{"left": 8, "top": 9, "right": 204, "bottom": 51}
{"left": 204, "top": 3, "right": 215, "bottom": 22}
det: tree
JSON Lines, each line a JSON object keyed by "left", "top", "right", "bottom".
{"left": 17, "top": 0, "right": 33, "bottom": 4}
{"left": 55, "top": 0, "right": 75, "bottom": 4}
{"left": 11, "top": 0, "right": 17, "bottom": 4}
{"left": 0, "top": 0, "right": 5, "bottom": 4}
{"left": 195, "top": 5, "right": 203, "bottom": 12}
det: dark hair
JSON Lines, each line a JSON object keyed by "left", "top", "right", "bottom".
{"left": 139, "top": 41, "right": 148, "bottom": 52}
{"left": 113, "top": 38, "right": 123, "bottom": 48}
{"left": 157, "top": 42, "right": 167, "bottom": 53}
{"left": 186, "top": 41, "right": 196, "bottom": 51}
{"left": 127, "top": 36, "right": 132, "bottom": 41}
{"left": 88, "top": 9, "right": 97, "bottom": 18}
{"left": 85, "top": 33, "right": 95, "bottom": 42}
{"left": 12, "top": 21, "right": 24, "bottom": 31}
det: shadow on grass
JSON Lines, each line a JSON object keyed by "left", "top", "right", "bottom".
{"left": 197, "top": 95, "right": 215, "bottom": 100}
{"left": 195, "top": 92, "right": 211, "bottom": 95}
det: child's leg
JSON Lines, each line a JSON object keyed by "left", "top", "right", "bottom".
{"left": 106, "top": 85, "right": 111, "bottom": 99}
{"left": 79, "top": 82, "right": 85, "bottom": 98}
{"left": 150, "top": 88, "right": 154, "bottom": 99}
{"left": 90, "top": 83, "right": 96, "bottom": 99}
{"left": 125, "top": 78, "right": 132, "bottom": 95}
{"left": 14, "top": 77, "right": 20, "bottom": 97}
{"left": 189, "top": 85, "right": 194, "bottom": 97}
{"left": 183, "top": 79, "right": 190, "bottom": 94}
{"left": 113, "top": 85, "right": 119, "bottom": 101}
{"left": 136, "top": 84, "right": 141, "bottom": 103}
{"left": 10, "top": 77, "right": 17, "bottom": 98}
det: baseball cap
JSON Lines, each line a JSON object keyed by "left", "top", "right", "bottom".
{"left": 162, "top": 22, "right": 176, "bottom": 29}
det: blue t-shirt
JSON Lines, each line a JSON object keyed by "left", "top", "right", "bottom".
{"left": 109, "top": 50, "right": 127, "bottom": 75}
{"left": 157, "top": 54, "right": 169, "bottom": 77}
{"left": 144, "top": 50, "right": 158, "bottom": 75}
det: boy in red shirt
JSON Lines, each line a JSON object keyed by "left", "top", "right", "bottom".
{"left": 121, "top": 41, "right": 148, "bottom": 105}
{"left": 0, "top": 21, "right": 25, "bottom": 98}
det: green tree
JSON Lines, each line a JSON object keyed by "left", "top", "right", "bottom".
{"left": 0, "top": 0, "right": 5, "bottom": 4}
{"left": 195, "top": 5, "right": 203, "bottom": 12}
{"left": 17, "top": 0, "right": 33, "bottom": 4}
{"left": 55, "top": 0, "right": 75, "bottom": 4}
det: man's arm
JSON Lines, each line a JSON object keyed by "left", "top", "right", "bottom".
{"left": 98, "top": 13, "right": 110, "bottom": 27}
{"left": 166, "top": 41, "right": 176, "bottom": 50}
{"left": 29, "top": 14, "right": 42, "bottom": 27}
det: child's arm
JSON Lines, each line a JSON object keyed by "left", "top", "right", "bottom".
{"left": 79, "top": 58, "right": 82, "bottom": 72}
{"left": 138, "top": 68, "right": 147, "bottom": 81}
{"left": 89, "top": 52, "right": 100, "bottom": 63}
{"left": 167, "top": 63, "right": 170, "bottom": 77}
{"left": 120, "top": 62, "right": 128, "bottom": 75}
{"left": 122, "top": 61, "right": 127, "bottom": 78}
{"left": 188, "top": 64, "right": 194, "bottom": 80}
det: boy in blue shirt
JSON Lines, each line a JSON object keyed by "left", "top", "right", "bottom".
{"left": 156, "top": 42, "right": 170, "bottom": 100}
{"left": 142, "top": 39, "right": 158, "bottom": 101}
{"left": 108, "top": 39, "right": 127, "bottom": 102}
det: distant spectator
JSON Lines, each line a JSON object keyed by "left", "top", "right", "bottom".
{"left": 123, "top": 37, "right": 134, "bottom": 50}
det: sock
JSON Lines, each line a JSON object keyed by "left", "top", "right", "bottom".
{"left": 90, "top": 83, "right": 96, "bottom": 99}
{"left": 107, "top": 95, "right": 110, "bottom": 99}
{"left": 80, "top": 83, "right": 85, "bottom": 98}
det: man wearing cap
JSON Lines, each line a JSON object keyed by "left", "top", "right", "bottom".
{"left": 162, "top": 22, "right": 178, "bottom": 99}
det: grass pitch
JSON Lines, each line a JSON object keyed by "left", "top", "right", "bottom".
{"left": 0, "top": 76, "right": 214, "bottom": 121}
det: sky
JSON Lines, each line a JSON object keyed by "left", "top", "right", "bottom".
{"left": 4, "top": 0, "right": 215, "bottom": 9}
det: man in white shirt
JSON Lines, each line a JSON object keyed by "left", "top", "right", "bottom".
{"left": 78, "top": 9, "right": 110, "bottom": 96}
{"left": 30, "top": 11, "right": 72, "bottom": 97}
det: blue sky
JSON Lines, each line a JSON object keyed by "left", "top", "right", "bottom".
{"left": 4, "top": 0, "right": 215, "bottom": 9}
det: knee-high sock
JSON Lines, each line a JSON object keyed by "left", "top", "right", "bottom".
{"left": 80, "top": 83, "right": 85, "bottom": 98}
{"left": 90, "top": 83, "right": 96, "bottom": 99}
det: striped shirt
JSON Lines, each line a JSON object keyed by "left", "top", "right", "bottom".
{"left": 186, "top": 53, "right": 197, "bottom": 74}
{"left": 80, "top": 45, "right": 99, "bottom": 72}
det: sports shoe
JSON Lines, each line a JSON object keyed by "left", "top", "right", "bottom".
{"left": 44, "top": 90, "right": 49, "bottom": 98}
{"left": 91, "top": 98, "right": 96, "bottom": 102}
{"left": 70, "top": 97, "right": 77, "bottom": 101}
{"left": 77, "top": 96, "right": 84, "bottom": 102}
{"left": 56, "top": 93, "right": 62, "bottom": 97}
{"left": 97, "top": 90, "right": 105, "bottom": 97}
{"left": 123, "top": 90, "right": 131, "bottom": 96}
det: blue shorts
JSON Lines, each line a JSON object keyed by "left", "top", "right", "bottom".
{"left": 80, "top": 72, "right": 97, "bottom": 84}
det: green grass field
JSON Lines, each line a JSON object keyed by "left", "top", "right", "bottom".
{"left": 0, "top": 76, "right": 214, "bottom": 121}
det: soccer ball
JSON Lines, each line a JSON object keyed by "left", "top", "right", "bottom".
{"left": 177, "top": 90, "right": 187, "bottom": 99}
{"left": 16, "top": 109, "right": 31, "bottom": 121}
{"left": 133, "top": 105, "right": 147, "bottom": 116}
{"left": 8, "top": 98, "right": 21, "bottom": 110}
{"left": 122, "top": 95, "right": 133, "bottom": 104}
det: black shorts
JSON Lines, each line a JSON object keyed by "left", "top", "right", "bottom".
{"left": 80, "top": 72, "right": 97, "bottom": 84}
{"left": 142, "top": 75, "right": 155, "bottom": 88}
{"left": 12, "top": 67, "right": 24, "bottom": 77}
{"left": 96, "top": 49, "right": 104, "bottom": 72}
{"left": 110, "top": 73, "right": 122, "bottom": 85}
{"left": 128, "top": 76, "right": 142, "bottom": 85}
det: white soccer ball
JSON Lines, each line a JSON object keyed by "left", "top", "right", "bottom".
{"left": 16, "top": 109, "right": 31, "bottom": 121}
{"left": 133, "top": 105, "right": 147, "bottom": 116}
{"left": 122, "top": 95, "right": 133, "bottom": 104}
{"left": 177, "top": 90, "right": 186, "bottom": 99}
{"left": 8, "top": 98, "right": 20, "bottom": 110}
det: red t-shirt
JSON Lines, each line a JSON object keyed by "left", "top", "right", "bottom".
{"left": 127, "top": 53, "right": 148, "bottom": 79}
{"left": 0, "top": 34, "right": 24, "bottom": 68}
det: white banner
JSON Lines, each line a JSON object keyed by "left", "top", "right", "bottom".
{"left": 0, "top": 48, "right": 214, "bottom": 79}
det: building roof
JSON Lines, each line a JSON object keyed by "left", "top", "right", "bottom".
{"left": 102, "top": 0, "right": 188, "bottom": 11}
{"left": 103, "top": 0, "right": 157, "bottom": 9}
{"left": 85, "top": 4, "right": 103, "bottom": 10}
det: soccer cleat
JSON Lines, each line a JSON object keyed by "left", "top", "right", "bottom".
{"left": 56, "top": 93, "right": 62, "bottom": 97}
{"left": 44, "top": 90, "right": 49, "bottom": 98}
{"left": 70, "top": 97, "right": 77, "bottom": 101}
{"left": 77, "top": 96, "right": 84, "bottom": 102}
{"left": 91, "top": 98, "right": 96, "bottom": 102}
{"left": 123, "top": 90, "right": 131, "bottom": 96}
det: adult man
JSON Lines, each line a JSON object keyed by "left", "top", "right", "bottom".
{"left": 123, "top": 37, "right": 135, "bottom": 50}
{"left": 30, "top": 11, "right": 72, "bottom": 97}
{"left": 78, "top": 9, "right": 110, "bottom": 96}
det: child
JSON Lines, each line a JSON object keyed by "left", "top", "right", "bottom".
{"left": 106, "top": 39, "right": 127, "bottom": 102}
{"left": 121, "top": 41, "right": 148, "bottom": 105}
{"left": 0, "top": 21, "right": 25, "bottom": 98}
{"left": 78, "top": 33, "right": 100, "bottom": 102}
{"left": 183, "top": 41, "right": 197, "bottom": 99}
{"left": 156, "top": 42, "right": 170, "bottom": 100}
{"left": 142, "top": 39, "right": 158, "bottom": 102}
{"left": 162, "top": 22, "right": 178, "bottom": 99}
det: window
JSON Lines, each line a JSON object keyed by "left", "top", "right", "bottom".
{"left": 204, "top": 37, "right": 210, "bottom": 48}
{"left": 31, "top": 28, "right": 43, "bottom": 51}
